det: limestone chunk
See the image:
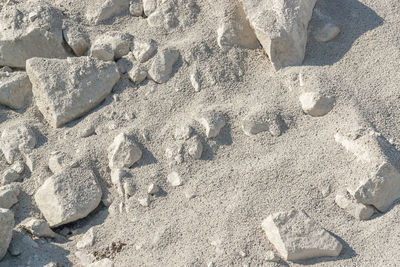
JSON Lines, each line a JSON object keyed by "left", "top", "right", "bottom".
{"left": 143, "top": 0, "right": 159, "bottom": 16}
{"left": 0, "top": 184, "right": 20, "bottom": 209}
{"left": 26, "top": 57, "right": 120, "bottom": 128}
{"left": 197, "top": 109, "right": 226, "bottom": 138}
{"left": 128, "top": 66, "right": 148, "bottom": 84}
{"left": 0, "top": 208, "right": 14, "bottom": 260}
{"left": 167, "top": 171, "right": 183, "bottom": 187}
{"left": 63, "top": 27, "right": 90, "bottom": 56}
{"left": 335, "top": 194, "right": 375, "bottom": 221}
{"left": 129, "top": 0, "right": 144, "bottom": 16}
{"left": 185, "top": 136, "right": 203, "bottom": 159}
{"left": 77, "top": 228, "right": 95, "bottom": 249}
{"left": 0, "top": 71, "right": 32, "bottom": 109}
{"left": 20, "top": 217, "right": 56, "bottom": 238}
{"left": 299, "top": 92, "right": 335, "bottom": 117}
{"left": 149, "top": 48, "right": 180, "bottom": 83}
{"left": 148, "top": 183, "right": 160, "bottom": 195}
{"left": 86, "top": 0, "right": 129, "bottom": 25}
{"left": 262, "top": 209, "right": 342, "bottom": 261}
{"left": 190, "top": 68, "right": 201, "bottom": 92}
{"left": 108, "top": 133, "right": 142, "bottom": 169}
{"left": 34, "top": 167, "right": 102, "bottom": 227}
{"left": 133, "top": 40, "right": 157, "bottom": 63}
{"left": 91, "top": 32, "right": 133, "bottom": 61}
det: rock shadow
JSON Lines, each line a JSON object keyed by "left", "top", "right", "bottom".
{"left": 305, "top": 0, "right": 384, "bottom": 66}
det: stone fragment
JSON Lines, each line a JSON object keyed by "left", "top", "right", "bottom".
{"left": 0, "top": 208, "right": 14, "bottom": 260}
{"left": 48, "top": 151, "right": 72, "bottom": 174}
{"left": 190, "top": 68, "right": 201, "bottom": 92}
{"left": 174, "top": 124, "right": 192, "bottom": 141}
{"left": 167, "top": 171, "right": 182, "bottom": 187}
{"left": 185, "top": 136, "right": 203, "bottom": 159}
{"left": 108, "top": 133, "right": 142, "bottom": 169}
{"left": 116, "top": 56, "right": 134, "bottom": 74}
{"left": 0, "top": 123, "right": 37, "bottom": 164}
{"left": 12, "top": 162, "right": 25, "bottom": 174}
{"left": 261, "top": 209, "right": 342, "bottom": 261}
{"left": 86, "top": 0, "right": 129, "bottom": 25}
{"left": 128, "top": 66, "right": 148, "bottom": 84}
{"left": 2, "top": 168, "right": 20, "bottom": 185}
{"left": 0, "top": 71, "right": 32, "bottom": 109}
{"left": 111, "top": 168, "right": 131, "bottom": 197}
{"left": 138, "top": 196, "right": 151, "bottom": 207}
{"left": 77, "top": 228, "right": 95, "bottom": 249}
{"left": 149, "top": 48, "right": 180, "bottom": 83}
{"left": 265, "top": 250, "right": 280, "bottom": 262}
{"left": 20, "top": 217, "right": 56, "bottom": 238}
{"left": 133, "top": 40, "right": 157, "bottom": 63}
{"left": 0, "top": 184, "right": 20, "bottom": 209}
{"left": 87, "top": 258, "right": 114, "bottom": 267}
{"left": 217, "top": 4, "right": 259, "bottom": 51}
{"left": 299, "top": 92, "right": 335, "bottom": 117}
{"left": 143, "top": 0, "right": 158, "bottom": 16}
{"left": 26, "top": 57, "right": 120, "bottom": 128}
{"left": 0, "top": 2, "right": 69, "bottom": 68}
{"left": 80, "top": 124, "right": 97, "bottom": 138}
{"left": 165, "top": 142, "right": 184, "bottom": 165}
{"left": 34, "top": 167, "right": 102, "bottom": 227}
{"left": 130, "top": 0, "right": 144, "bottom": 16}
{"left": 147, "top": 183, "right": 160, "bottom": 195}
{"left": 75, "top": 251, "right": 96, "bottom": 266}
{"left": 91, "top": 32, "right": 133, "bottom": 61}
{"left": 335, "top": 194, "right": 375, "bottom": 221}
{"left": 314, "top": 23, "right": 340, "bottom": 42}
{"left": 123, "top": 180, "right": 135, "bottom": 198}
{"left": 63, "top": 27, "right": 90, "bottom": 56}
{"left": 197, "top": 109, "right": 226, "bottom": 138}
{"left": 241, "top": 0, "right": 317, "bottom": 69}
{"left": 147, "top": 10, "right": 164, "bottom": 27}
{"left": 242, "top": 110, "right": 283, "bottom": 136}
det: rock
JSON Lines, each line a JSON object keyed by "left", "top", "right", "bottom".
{"left": 335, "top": 194, "right": 375, "bottom": 221}
{"left": 80, "top": 124, "right": 97, "bottom": 138}
{"left": 147, "top": 10, "right": 164, "bottom": 27}
{"left": 0, "top": 184, "right": 20, "bottom": 209}
{"left": 217, "top": 4, "right": 259, "bottom": 51}
{"left": 190, "top": 68, "right": 201, "bottom": 92}
{"left": 0, "top": 71, "right": 32, "bottom": 109}
{"left": 0, "top": 208, "right": 14, "bottom": 260}
{"left": 34, "top": 167, "right": 102, "bottom": 227}
{"left": 91, "top": 32, "right": 133, "bottom": 61}
{"left": 138, "top": 196, "right": 151, "bottom": 207}
{"left": 241, "top": 0, "right": 317, "bottom": 69}
{"left": 167, "top": 171, "right": 183, "bottom": 187}
{"left": 165, "top": 142, "right": 184, "bottom": 165}
{"left": 197, "top": 109, "right": 226, "bottom": 138}
{"left": 261, "top": 209, "right": 342, "bottom": 261}
{"left": 75, "top": 251, "right": 96, "bottom": 266}
{"left": 149, "top": 48, "right": 180, "bottom": 83}
{"left": 173, "top": 124, "right": 192, "bottom": 142}
{"left": 0, "top": 123, "right": 37, "bottom": 164}
{"left": 77, "top": 228, "right": 95, "bottom": 249}
{"left": 242, "top": 110, "right": 284, "bottom": 136}
{"left": 123, "top": 180, "right": 135, "bottom": 198}
{"left": 147, "top": 183, "right": 160, "bottom": 195}
{"left": 128, "top": 65, "right": 148, "bottom": 84}
{"left": 108, "top": 133, "right": 142, "bottom": 169}
{"left": 299, "top": 92, "right": 335, "bottom": 117}
{"left": 63, "top": 26, "right": 90, "bottom": 56}
{"left": 265, "top": 250, "right": 280, "bottom": 262}
{"left": 116, "top": 56, "right": 134, "bottom": 74}
{"left": 0, "top": 2, "right": 69, "bottom": 68}
{"left": 110, "top": 168, "right": 131, "bottom": 197}
{"left": 48, "top": 151, "right": 72, "bottom": 174}
{"left": 20, "top": 217, "right": 56, "bottom": 238}
{"left": 87, "top": 258, "right": 114, "bottom": 267}
{"left": 2, "top": 168, "right": 20, "bottom": 185}
{"left": 143, "top": 0, "right": 158, "bottom": 16}
{"left": 130, "top": 0, "right": 144, "bottom": 16}
{"left": 26, "top": 56, "right": 120, "bottom": 128}
{"left": 314, "top": 23, "right": 340, "bottom": 42}
{"left": 185, "top": 136, "right": 203, "bottom": 159}
{"left": 132, "top": 39, "right": 157, "bottom": 63}
{"left": 86, "top": 0, "right": 129, "bottom": 25}
{"left": 12, "top": 162, "right": 24, "bottom": 175}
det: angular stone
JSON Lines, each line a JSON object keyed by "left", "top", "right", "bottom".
{"left": 86, "top": 0, "right": 129, "bottom": 25}
{"left": 143, "top": 0, "right": 159, "bottom": 16}
{"left": 91, "top": 32, "right": 133, "bottom": 61}
{"left": 167, "top": 171, "right": 182, "bottom": 187}
{"left": 262, "top": 209, "right": 342, "bottom": 261}
{"left": 242, "top": 109, "right": 284, "bottom": 136}
{"left": 190, "top": 68, "right": 201, "bottom": 92}
{"left": 148, "top": 183, "right": 160, "bottom": 195}
{"left": 0, "top": 208, "right": 14, "bottom": 260}
{"left": 108, "top": 133, "right": 142, "bottom": 169}
{"left": 0, "top": 184, "right": 20, "bottom": 209}
{"left": 138, "top": 195, "right": 151, "bottom": 207}
{"left": 0, "top": 2, "right": 69, "bottom": 68}
{"left": 128, "top": 65, "right": 148, "bottom": 84}
{"left": 2, "top": 168, "right": 20, "bottom": 185}
{"left": 77, "top": 228, "right": 95, "bottom": 249}
{"left": 63, "top": 26, "right": 89, "bottom": 56}
{"left": 241, "top": 0, "right": 317, "bottom": 69}
{"left": 34, "top": 167, "right": 102, "bottom": 227}
{"left": 197, "top": 109, "right": 226, "bottom": 138}
{"left": 132, "top": 39, "right": 157, "bottom": 63}
{"left": 185, "top": 135, "right": 203, "bottom": 159}
{"left": 149, "top": 48, "right": 179, "bottom": 83}
{"left": 335, "top": 194, "right": 375, "bottom": 221}
{"left": 26, "top": 57, "right": 120, "bottom": 128}
{"left": 130, "top": 0, "right": 144, "bottom": 16}
{"left": 0, "top": 71, "right": 32, "bottom": 109}
{"left": 299, "top": 92, "right": 335, "bottom": 117}
{"left": 20, "top": 217, "right": 56, "bottom": 238}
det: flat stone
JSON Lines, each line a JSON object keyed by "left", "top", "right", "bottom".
{"left": 0, "top": 208, "right": 14, "bottom": 260}
{"left": 149, "top": 48, "right": 179, "bottom": 83}
{"left": 86, "top": 0, "right": 129, "bottom": 25}
{"left": 0, "top": 184, "right": 20, "bottom": 209}
{"left": 133, "top": 39, "right": 157, "bottom": 63}
{"left": 241, "top": 0, "right": 317, "bottom": 69}
{"left": 108, "top": 133, "right": 142, "bottom": 169}
{"left": 299, "top": 92, "right": 335, "bottom": 117}
{"left": 26, "top": 57, "right": 120, "bottom": 128}
{"left": 20, "top": 217, "right": 56, "bottom": 238}
{"left": 34, "top": 167, "right": 102, "bottom": 227}
{"left": 261, "top": 209, "right": 342, "bottom": 261}
{"left": 0, "top": 71, "right": 32, "bottom": 109}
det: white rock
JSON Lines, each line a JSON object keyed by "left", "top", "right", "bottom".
{"left": 197, "top": 109, "right": 226, "bottom": 138}
{"left": 0, "top": 184, "right": 20, "bottom": 209}
{"left": 87, "top": 258, "right": 114, "bottom": 267}
{"left": 111, "top": 168, "right": 130, "bottom": 197}
{"left": 0, "top": 123, "right": 37, "bottom": 164}
{"left": 217, "top": 4, "right": 259, "bottom": 51}
{"left": 174, "top": 124, "right": 193, "bottom": 141}
{"left": 261, "top": 209, "right": 342, "bottom": 261}
{"left": 86, "top": 0, "right": 129, "bottom": 25}
{"left": 299, "top": 92, "right": 335, "bottom": 117}
{"left": 265, "top": 250, "right": 280, "bottom": 262}
{"left": 0, "top": 2, "right": 69, "bottom": 68}
{"left": 185, "top": 136, "right": 203, "bottom": 159}
{"left": 138, "top": 196, "right": 151, "bottom": 207}
{"left": 26, "top": 56, "right": 120, "bottom": 128}
{"left": 165, "top": 142, "right": 184, "bottom": 165}
{"left": 91, "top": 32, "right": 133, "bottom": 61}
{"left": 0, "top": 208, "right": 14, "bottom": 260}
{"left": 108, "top": 133, "right": 142, "bottom": 169}
{"left": 143, "top": 0, "right": 158, "bottom": 16}
{"left": 147, "top": 183, "right": 160, "bottom": 195}
{"left": 48, "top": 151, "right": 72, "bottom": 174}
{"left": 147, "top": 10, "right": 164, "bottom": 27}
{"left": 129, "top": 0, "right": 143, "bottom": 16}
{"left": 77, "top": 228, "right": 95, "bottom": 249}
{"left": 314, "top": 23, "right": 340, "bottom": 42}
{"left": 133, "top": 39, "right": 157, "bottom": 63}
{"left": 34, "top": 167, "right": 102, "bottom": 227}
{"left": 241, "top": 0, "right": 317, "bottom": 69}
{"left": 20, "top": 217, "right": 56, "bottom": 238}
{"left": 75, "top": 251, "right": 96, "bottom": 266}
{"left": 12, "top": 162, "right": 24, "bottom": 174}
{"left": 123, "top": 180, "right": 135, "bottom": 198}
{"left": 190, "top": 68, "right": 201, "bottom": 92}
{"left": 0, "top": 71, "right": 32, "bottom": 109}
{"left": 149, "top": 48, "right": 180, "bottom": 83}
{"left": 128, "top": 66, "right": 148, "bottom": 84}
{"left": 167, "top": 171, "right": 183, "bottom": 187}
{"left": 63, "top": 27, "right": 90, "bottom": 56}
{"left": 335, "top": 194, "right": 375, "bottom": 221}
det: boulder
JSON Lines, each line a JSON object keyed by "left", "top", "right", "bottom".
{"left": 0, "top": 184, "right": 20, "bottom": 209}
{"left": 108, "top": 133, "right": 142, "bottom": 169}
{"left": 86, "top": 0, "right": 129, "bottom": 25}
{"left": 241, "top": 0, "right": 317, "bottom": 69}
{"left": 0, "top": 208, "right": 14, "bottom": 260}
{"left": 0, "top": 71, "right": 32, "bottom": 109}
{"left": 149, "top": 48, "right": 180, "bottom": 83}
{"left": 262, "top": 209, "right": 342, "bottom": 261}
{"left": 299, "top": 92, "right": 335, "bottom": 117}
{"left": 0, "top": 2, "right": 69, "bottom": 68}
{"left": 26, "top": 57, "right": 120, "bottom": 128}
{"left": 34, "top": 167, "right": 102, "bottom": 227}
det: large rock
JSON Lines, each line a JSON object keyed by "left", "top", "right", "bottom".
{"left": 86, "top": 0, "right": 129, "bottom": 25}
{"left": 34, "top": 167, "right": 102, "bottom": 227}
{"left": 0, "top": 71, "right": 32, "bottom": 109}
{"left": 0, "top": 208, "right": 14, "bottom": 260}
{"left": 262, "top": 209, "right": 342, "bottom": 261}
{"left": 26, "top": 57, "right": 120, "bottom": 128}
{"left": 241, "top": 0, "right": 317, "bottom": 69}
{"left": 0, "top": 1, "right": 69, "bottom": 68}
{"left": 148, "top": 48, "right": 179, "bottom": 83}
